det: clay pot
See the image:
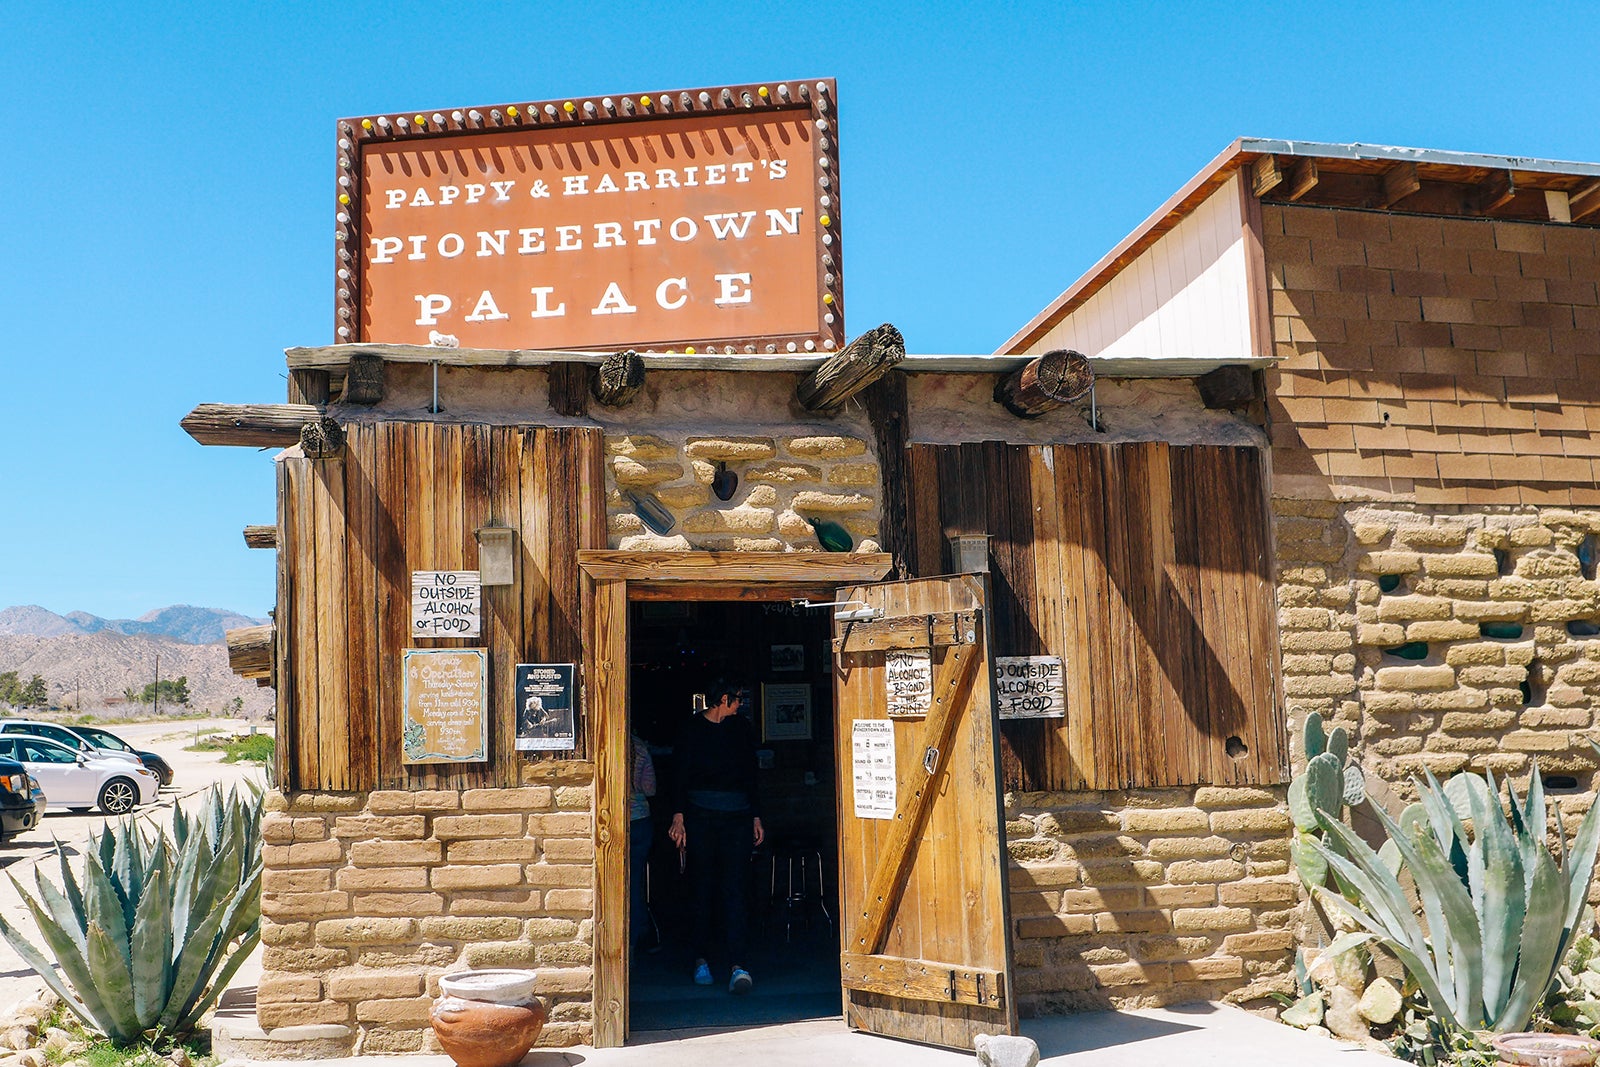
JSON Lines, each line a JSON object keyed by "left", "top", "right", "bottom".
{"left": 430, "top": 970, "right": 547, "bottom": 1067}
{"left": 1490, "top": 1033, "right": 1600, "bottom": 1067}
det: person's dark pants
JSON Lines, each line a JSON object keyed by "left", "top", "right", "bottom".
{"left": 630, "top": 815, "right": 653, "bottom": 949}
{"left": 686, "top": 808, "right": 751, "bottom": 967}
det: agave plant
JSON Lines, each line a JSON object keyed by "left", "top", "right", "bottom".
{"left": 0, "top": 784, "right": 263, "bottom": 1045}
{"left": 1309, "top": 763, "right": 1600, "bottom": 1035}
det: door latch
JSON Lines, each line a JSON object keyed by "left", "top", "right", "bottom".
{"left": 923, "top": 746, "right": 939, "bottom": 775}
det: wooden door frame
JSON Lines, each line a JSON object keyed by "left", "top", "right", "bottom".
{"left": 577, "top": 550, "right": 894, "bottom": 1048}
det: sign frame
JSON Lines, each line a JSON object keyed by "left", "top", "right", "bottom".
{"left": 335, "top": 79, "right": 843, "bottom": 357}
{"left": 401, "top": 647, "right": 489, "bottom": 764}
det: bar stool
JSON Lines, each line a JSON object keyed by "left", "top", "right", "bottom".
{"left": 768, "top": 836, "right": 832, "bottom": 941}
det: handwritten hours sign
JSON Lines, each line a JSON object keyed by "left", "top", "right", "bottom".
{"left": 412, "top": 571, "right": 482, "bottom": 637}
{"left": 351, "top": 88, "right": 839, "bottom": 353}
{"left": 994, "top": 656, "right": 1067, "bottom": 720}
{"left": 402, "top": 648, "right": 488, "bottom": 764}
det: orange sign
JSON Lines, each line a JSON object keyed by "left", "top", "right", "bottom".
{"left": 339, "top": 82, "right": 842, "bottom": 354}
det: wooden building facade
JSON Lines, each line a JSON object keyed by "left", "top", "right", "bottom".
{"left": 190, "top": 132, "right": 1600, "bottom": 1057}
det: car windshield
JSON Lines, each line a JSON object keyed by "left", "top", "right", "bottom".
{"left": 19, "top": 739, "right": 77, "bottom": 764}
{"left": 76, "top": 727, "right": 133, "bottom": 752}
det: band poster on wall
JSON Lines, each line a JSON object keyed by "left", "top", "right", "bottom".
{"left": 514, "top": 663, "right": 577, "bottom": 751}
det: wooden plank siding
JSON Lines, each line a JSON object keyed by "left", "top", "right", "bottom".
{"left": 277, "top": 421, "right": 604, "bottom": 792}
{"left": 906, "top": 441, "right": 1284, "bottom": 791}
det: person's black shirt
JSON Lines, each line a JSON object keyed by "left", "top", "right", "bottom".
{"left": 672, "top": 712, "right": 761, "bottom": 817}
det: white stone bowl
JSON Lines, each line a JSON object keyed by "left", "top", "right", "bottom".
{"left": 437, "top": 969, "right": 538, "bottom": 1005}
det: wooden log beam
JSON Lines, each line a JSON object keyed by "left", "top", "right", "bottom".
{"left": 343, "top": 352, "right": 385, "bottom": 405}
{"left": 993, "top": 349, "right": 1094, "bottom": 418}
{"left": 1286, "top": 158, "right": 1319, "bottom": 201}
{"left": 227, "top": 624, "right": 275, "bottom": 681}
{"left": 1251, "top": 155, "right": 1283, "bottom": 197}
{"left": 591, "top": 350, "right": 646, "bottom": 407}
{"left": 1196, "top": 364, "right": 1256, "bottom": 410}
{"left": 180, "top": 404, "right": 324, "bottom": 447}
{"left": 299, "top": 416, "right": 345, "bottom": 458}
{"left": 1380, "top": 163, "right": 1421, "bottom": 208}
{"left": 243, "top": 525, "right": 278, "bottom": 549}
{"left": 795, "top": 323, "right": 905, "bottom": 415}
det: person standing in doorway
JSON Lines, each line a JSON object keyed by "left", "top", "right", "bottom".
{"left": 667, "top": 679, "right": 764, "bottom": 994}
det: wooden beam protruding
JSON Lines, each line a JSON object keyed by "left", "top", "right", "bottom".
{"left": 1251, "top": 155, "right": 1283, "bottom": 197}
{"left": 287, "top": 369, "right": 330, "bottom": 406}
{"left": 1196, "top": 365, "right": 1256, "bottom": 410}
{"left": 591, "top": 350, "right": 646, "bottom": 408}
{"left": 299, "top": 416, "right": 345, "bottom": 458}
{"left": 243, "top": 525, "right": 278, "bottom": 549}
{"left": 1570, "top": 180, "right": 1600, "bottom": 222}
{"left": 226, "top": 624, "right": 275, "bottom": 681}
{"left": 343, "top": 352, "right": 385, "bottom": 405}
{"left": 1286, "top": 158, "right": 1319, "bottom": 201}
{"left": 1476, "top": 170, "right": 1517, "bottom": 214}
{"left": 994, "top": 349, "right": 1094, "bottom": 419}
{"left": 796, "top": 323, "right": 906, "bottom": 415}
{"left": 1380, "top": 162, "right": 1421, "bottom": 208}
{"left": 180, "top": 404, "right": 325, "bottom": 447}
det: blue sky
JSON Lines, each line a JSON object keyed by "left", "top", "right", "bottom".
{"left": 3, "top": 2, "right": 1598, "bottom": 618}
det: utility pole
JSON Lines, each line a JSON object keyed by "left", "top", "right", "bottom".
{"left": 153, "top": 654, "right": 160, "bottom": 717}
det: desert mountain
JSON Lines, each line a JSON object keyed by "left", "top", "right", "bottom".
{"left": 0, "top": 605, "right": 267, "bottom": 646}
{"left": 0, "top": 631, "right": 272, "bottom": 717}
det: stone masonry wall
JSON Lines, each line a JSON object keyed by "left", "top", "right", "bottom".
{"left": 1005, "top": 786, "right": 1298, "bottom": 1014}
{"left": 257, "top": 762, "right": 596, "bottom": 1054}
{"left": 1275, "top": 500, "right": 1600, "bottom": 801}
{"left": 605, "top": 432, "right": 882, "bottom": 551}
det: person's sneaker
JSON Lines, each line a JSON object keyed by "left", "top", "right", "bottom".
{"left": 729, "top": 967, "right": 753, "bottom": 995}
{"left": 693, "top": 961, "right": 713, "bottom": 986}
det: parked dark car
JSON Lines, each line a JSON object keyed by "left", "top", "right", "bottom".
{"left": 60, "top": 725, "right": 173, "bottom": 788}
{"left": 0, "top": 757, "right": 41, "bottom": 842}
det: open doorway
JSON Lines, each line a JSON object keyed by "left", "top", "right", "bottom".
{"left": 626, "top": 598, "right": 841, "bottom": 1032}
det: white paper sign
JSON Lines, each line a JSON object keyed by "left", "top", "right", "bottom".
{"left": 994, "top": 656, "right": 1067, "bottom": 720}
{"left": 412, "top": 571, "right": 482, "bottom": 638}
{"left": 852, "top": 720, "right": 897, "bottom": 820}
{"left": 885, "top": 650, "right": 933, "bottom": 718}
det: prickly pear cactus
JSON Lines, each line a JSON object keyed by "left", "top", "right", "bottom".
{"left": 1291, "top": 715, "right": 1365, "bottom": 889}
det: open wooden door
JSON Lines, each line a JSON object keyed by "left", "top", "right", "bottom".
{"left": 831, "top": 574, "right": 1017, "bottom": 1050}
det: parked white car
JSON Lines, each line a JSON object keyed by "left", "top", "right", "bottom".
{"left": 0, "top": 735, "right": 158, "bottom": 815}
{"left": 0, "top": 721, "right": 145, "bottom": 766}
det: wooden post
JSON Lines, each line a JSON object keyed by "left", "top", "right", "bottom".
{"left": 243, "top": 525, "right": 278, "bottom": 549}
{"left": 993, "top": 349, "right": 1094, "bottom": 418}
{"left": 300, "top": 416, "right": 345, "bottom": 458}
{"left": 226, "top": 624, "right": 275, "bottom": 681}
{"left": 344, "top": 352, "right": 386, "bottom": 405}
{"left": 549, "top": 362, "right": 589, "bottom": 417}
{"left": 287, "top": 369, "right": 330, "bottom": 407}
{"left": 180, "top": 403, "right": 325, "bottom": 447}
{"left": 796, "top": 323, "right": 905, "bottom": 415}
{"left": 864, "top": 371, "right": 911, "bottom": 580}
{"left": 591, "top": 350, "right": 645, "bottom": 408}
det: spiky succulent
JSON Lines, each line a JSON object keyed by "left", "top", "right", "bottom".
{"left": 0, "top": 784, "right": 263, "bottom": 1045}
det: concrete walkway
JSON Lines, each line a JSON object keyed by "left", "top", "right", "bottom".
{"left": 217, "top": 1004, "right": 1399, "bottom": 1067}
